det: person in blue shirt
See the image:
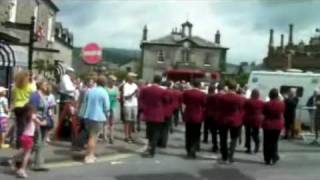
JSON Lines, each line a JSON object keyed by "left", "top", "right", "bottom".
{"left": 81, "top": 75, "right": 110, "bottom": 164}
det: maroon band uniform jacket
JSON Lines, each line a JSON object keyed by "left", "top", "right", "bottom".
{"left": 243, "top": 98, "right": 264, "bottom": 128}
{"left": 139, "top": 85, "right": 169, "bottom": 123}
{"left": 220, "top": 92, "right": 245, "bottom": 127}
{"left": 182, "top": 89, "right": 206, "bottom": 123}
{"left": 262, "top": 99, "right": 285, "bottom": 130}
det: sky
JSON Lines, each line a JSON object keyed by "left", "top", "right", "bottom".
{"left": 53, "top": 0, "right": 320, "bottom": 64}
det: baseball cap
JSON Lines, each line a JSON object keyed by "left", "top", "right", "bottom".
{"left": 128, "top": 72, "right": 137, "bottom": 77}
{"left": 109, "top": 75, "right": 117, "bottom": 81}
{"left": 66, "top": 67, "right": 75, "bottom": 72}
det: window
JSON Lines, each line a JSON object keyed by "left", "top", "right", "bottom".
{"left": 252, "top": 77, "right": 258, "bottom": 83}
{"left": 181, "top": 42, "right": 191, "bottom": 63}
{"left": 204, "top": 53, "right": 211, "bottom": 66}
{"left": 280, "top": 86, "right": 304, "bottom": 97}
{"left": 312, "top": 78, "right": 319, "bottom": 84}
{"left": 185, "top": 49, "right": 190, "bottom": 62}
{"left": 34, "top": 4, "right": 39, "bottom": 26}
{"left": 158, "top": 50, "right": 165, "bottom": 63}
{"left": 55, "top": 28, "right": 59, "bottom": 38}
{"left": 47, "top": 16, "right": 53, "bottom": 41}
{"left": 8, "top": 0, "right": 17, "bottom": 22}
{"left": 183, "top": 41, "right": 190, "bottom": 48}
{"left": 181, "top": 49, "right": 190, "bottom": 63}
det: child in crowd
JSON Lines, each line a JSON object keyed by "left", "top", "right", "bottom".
{"left": 45, "top": 84, "right": 56, "bottom": 143}
{"left": 10, "top": 104, "right": 47, "bottom": 178}
{"left": 0, "top": 87, "right": 9, "bottom": 148}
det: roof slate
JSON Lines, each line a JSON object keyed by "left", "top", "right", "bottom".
{"left": 144, "top": 34, "right": 228, "bottom": 49}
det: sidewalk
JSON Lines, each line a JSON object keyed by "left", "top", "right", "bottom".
{"left": 0, "top": 123, "right": 147, "bottom": 165}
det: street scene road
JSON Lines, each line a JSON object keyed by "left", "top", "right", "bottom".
{"left": 1, "top": 123, "right": 320, "bottom": 180}
{"left": 1, "top": 0, "right": 320, "bottom": 179}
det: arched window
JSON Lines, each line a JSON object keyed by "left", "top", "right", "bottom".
{"left": 181, "top": 41, "right": 191, "bottom": 62}
{"left": 181, "top": 48, "right": 190, "bottom": 63}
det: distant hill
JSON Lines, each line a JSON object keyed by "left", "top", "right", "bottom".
{"left": 72, "top": 47, "right": 140, "bottom": 75}
{"left": 73, "top": 47, "right": 140, "bottom": 66}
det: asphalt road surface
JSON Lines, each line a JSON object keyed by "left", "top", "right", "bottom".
{"left": 1, "top": 126, "right": 320, "bottom": 180}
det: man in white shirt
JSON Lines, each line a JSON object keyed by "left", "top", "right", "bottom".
{"left": 59, "top": 67, "right": 76, "bottom": 102}
{"left": 58, "top": 67, "right": 77, "bottom": 142}
{"left": 122, "top": 73, "right": 138, "bottom": 142}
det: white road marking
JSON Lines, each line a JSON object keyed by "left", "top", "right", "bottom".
{"left": 46, "top": 139, "right": 148, "bottom": 169}
{"left": 110, "top": 161, "right": 124, "bottom": 165}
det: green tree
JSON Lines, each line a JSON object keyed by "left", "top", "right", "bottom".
{"left": 33, "top": 59, "right": 46, "bottom": 74}
{"left": 113, "top": 70, "right": 128, "bottom": 81}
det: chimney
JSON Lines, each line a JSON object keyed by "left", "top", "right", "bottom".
{"left": 182, "top": 25, "right": 186, "bottom": 37}
{"left": 215, "top": 30, "right": 221, "bottom": 44}
{"left": 142, "top": 25, "right": 148, "bottom": 41}
{"left": 269, "top": 29, "right": 274, "bottom": 47}
{"left": 288, "top": 24, "right": 293, "bottom": 46}
{"left": 188, "top": 26, "right": 192, "bottom": 37}
{"left": 268, "top": 29, "right": 274, "bottom": 55}
{"left": 280, "top": 34, "right": 284, "bottom": 51}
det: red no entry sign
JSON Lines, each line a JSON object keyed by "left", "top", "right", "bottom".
{"left": 82, "top": 43, "right": 103, "bottom": 64}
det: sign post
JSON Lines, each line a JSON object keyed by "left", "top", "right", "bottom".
{"left": 81, "top": 43, "right": 103, "bottom": 65}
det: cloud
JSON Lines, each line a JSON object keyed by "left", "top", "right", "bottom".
{"left": 53, "top": 0, "right": 320, "bottom": 64}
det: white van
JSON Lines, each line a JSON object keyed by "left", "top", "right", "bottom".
{"left": 247, "top": 70, "right": 320, "bottom": 126}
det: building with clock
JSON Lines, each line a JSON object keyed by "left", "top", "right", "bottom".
{"left": 140, "top": 21, "right": 229, "bottom": 82}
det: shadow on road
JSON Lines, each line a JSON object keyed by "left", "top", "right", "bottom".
{"left": 199, "top": 168, "right": 255, "bottom": 180}
{"left": 116, "top": 172, "right": 200, "bottom": 180}
{"left": 115, "top": 167, "right": 255, "bottom": 180}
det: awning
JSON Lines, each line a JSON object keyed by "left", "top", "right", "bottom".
{"left": 11, "top": 45, "right": 28, "bottom": 67}
{"left": 0, "top": 41, "right": 16, "bottom": 67}
{"left": 211, "top": 72, "right": 220, "bottom": 80}
{"left": 165, "top": 69, "right": 205, "bottom": 81}
{"left": 56, "top": 60, "right": 66, "bottom": 75}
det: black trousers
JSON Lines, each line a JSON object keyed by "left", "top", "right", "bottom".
{"left": 209, "top": 121, "right": 219, "bottom": 150}
{"left": 284, "top": 114, "right": 295, "bottom": 138}
{"left": 185, "top": 122, "right": 202, "bottom": 156}
{"left": 263, "top": 129, "right": 281, "bottom": 163}
{"left": 173, "top": 109, "right": 180, "bottom": 127}
{"left": 245, "top": 125, "right": 260, "bottom": 152}
{"left": 146, "top": 122, "right": 163, "bottom": 156}
{"left": 219, "top": 126, "right": 240, "bottom": 161}
{"left": 203, "top": 118, "right": 210, "bottom": 142}
{"left": 204, "top": 117, "right": 219, "bottom": 149}
{"left": 158, "top": 117, "right": 171, "bottom": 148}
{"left": 13, "top": 107, "right": 25, "bottom": 149}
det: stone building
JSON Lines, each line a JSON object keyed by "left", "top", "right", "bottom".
{"left": 264, "top": 24, "right": 320, "bottom": 71}
{"left": 119, "top": 60, "right": 137, "bottom": 72}
{"left": 140, "top": 21, "right": 228, "bottom": 82}
{"left": 0, "top": 0, "right": 73, "bottom": 84}
{"left": 53, "top": 22, "right": 73, "bottom": 67}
